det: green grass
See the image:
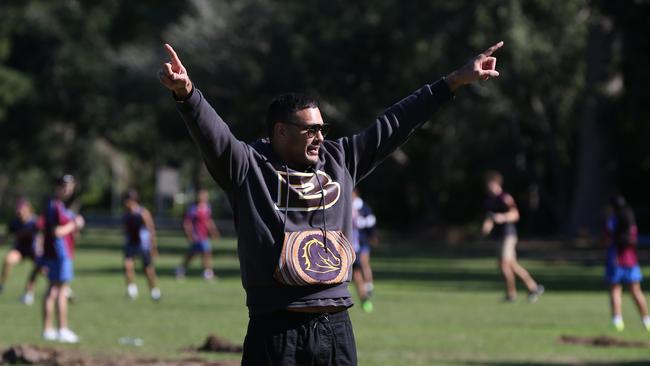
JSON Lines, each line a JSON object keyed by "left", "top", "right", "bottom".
{"left": 1, "top": 229, "right": 649, "bottom": 365}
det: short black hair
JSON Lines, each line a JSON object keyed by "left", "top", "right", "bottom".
{"left": 123, "top": 189, "right": 139, "bottom": 203}
{"left": 265, "top": 93, "right": 319, "bottom": 138}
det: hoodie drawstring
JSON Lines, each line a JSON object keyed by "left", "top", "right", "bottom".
{"left": 283, "top": 164, "right": 290, "bottom": 234}
{"left": 311, "top": 167, "right": 328, "bottom": 252}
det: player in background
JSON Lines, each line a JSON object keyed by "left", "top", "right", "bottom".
{"left": 41, "top": 174, "right": 84, "bottom": 343}
{"left": 0, "top": 199, "right": 43, "bottom": 305}
{"left": 176, "top": 188, "right": 221, "bottom": 280}
{"left": 604, "top": 195, "right": 650, "bottom": 331}
{"left": 351, "top": 189, "right": 377, "bottom": 312}
{"left": 482, "top": 171, "right": 544, "bottom": 303}
{"left": 122, "top": 189, "right": 161, "bottom": 301}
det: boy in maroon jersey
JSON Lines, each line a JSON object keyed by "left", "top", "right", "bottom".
{"left": 176, "top": 189, "right": 221, "bottom": 280}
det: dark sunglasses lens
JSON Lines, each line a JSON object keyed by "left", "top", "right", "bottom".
{"left": 319, "top": 124, "right": 330, "bottom": 137}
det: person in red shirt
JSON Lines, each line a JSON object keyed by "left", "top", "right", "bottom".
{"left": 605, "top": 196, "right": 650, "bottom": 331}
{"left": 176, "top": 189, "right": 221, "bottom": 280}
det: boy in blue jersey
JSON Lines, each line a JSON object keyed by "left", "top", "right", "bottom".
{"left": 351, "top": 189, "right": 378, "bottom": 312}
{"left": 176, "top": 188, "right": 221, "bottom": 280}
{"left": 122, "top": 190, "right": 161, "bottom": 301}
{"left": 42, "top": 175, "right": 85, "bottom": 343}
{"left": 0, "top": 199, "right": 43, "bottom": 305}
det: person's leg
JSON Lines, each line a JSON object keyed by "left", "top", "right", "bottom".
{"left": 56, "top": 281, "right": 79, "bottom": 343}
{"left": 610, "top": 283, "right": 624, "bottom": 330}
{"left": 142, "top": 250, "right": 160, "bottom": 300}
{"left": 500, "top": 259, "right": 517, "bottom": 300}
{"left": 629, "top": 282, "right": 650, "bottom": 329}
{"left": 124, "top": 256, "right": 138, "bottom": 299}
{"left": 57, "top": 282, "right": 69, "bottom": 329}
{"left": 359, "top": 250, "right": 374, "bottom": 295}
{"left": 511, "top": 260, "right": 538, "bottom": 292}
{"left": 43, "top": 282, "right": 59, "bottom": 336}
{"left": 21, "top": 263, "right": 41, "bottom": 305}
{"left": 202, "top": 248, "right": 214, "bottom": 280}
{"left": 0, "top": 249, "right": 23, "bottom": 291}
{"left": 352, "top": 267, "right": 367, "bottom": 300}
{"left": 176, "top": 249, "right": 195, "bottom": 279}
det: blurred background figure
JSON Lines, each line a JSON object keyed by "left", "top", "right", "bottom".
{"left": 351, "top": 189, "right": 378, "bottom": 313}
{"left": 0, "top": 198, "right": 43, "bottom": 305}
{"left": 122, "top": 189, "right": 161, "bottom": 301}
{"left": 41, "top": 174, "right": 84, "bottom": 343}
{"left": 482, "top": 171, "right": 544, "bottom": 303}
{"left": 604, "top": 195, "right": 650, "bottom": 332}
{"left": 176, "top": 188, "right": 221, "bottom": 281}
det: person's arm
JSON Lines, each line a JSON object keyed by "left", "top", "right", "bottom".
{"left": 54, "top": 214, "right": 84, "bottom": 238}
{"left": 183, "top": 213, "right": 194, "bottom": 243}
{"left": 209, "top": 219, "right": 221, "bottom": 240}
{"left": 341, "top": 42, "right": 503, "bottom": 184}
{"left": 481, "top": 216, "right": 494, "bottom": 237}
{"left": 491, "top": 194, "right": 520, "bottom": 224}
{"left": 159, "top": 44, "right": 250, "bottom": 191}
{"left": 142, "top": 209, "right": 158, "bottom": 257}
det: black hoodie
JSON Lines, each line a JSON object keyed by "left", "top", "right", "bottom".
{"left": 176, "top": 79, "right": 453, "bottom": 315}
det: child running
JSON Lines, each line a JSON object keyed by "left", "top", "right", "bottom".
{"left": 122, "top": 189, "right": 161, "bottom": 301}
{"left": 605, "top": 195, "right": 650, "bottom": 331}
{"left": 175, "top": 188, "right": 221, "bottom": 280}
{"left": 0, "top": 199, "right": 43, "bottom": 305}
{"left": 482, "top": 171, "right": 544, "bottom": 303}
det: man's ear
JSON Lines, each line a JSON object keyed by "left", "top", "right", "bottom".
{"left": 274, "top": 122, "right": 286, "bottom": 139}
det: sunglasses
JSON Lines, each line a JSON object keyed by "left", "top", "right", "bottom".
{"left": 283, "top": 121, "right": 330, "bottom": 138}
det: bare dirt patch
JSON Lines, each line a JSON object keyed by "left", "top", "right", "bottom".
{"left": 1, "top": 344, "right": 239, "bottom": 366}
{"left": 558, "top": 335, "right": 650, "bottom": 348}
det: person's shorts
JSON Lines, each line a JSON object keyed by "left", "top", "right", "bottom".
{"left": 190, "top": 239, "right": 211, "bottom": 254}
{"left": 124, "top": 244, "right": 152, "bottom": 267}
{"left": 606, "top": 264, "right": 643, "bottom": 284}
{"left": 499, "top": 233, "right": 518, "bottom": 261}
{"left": 42, "top": 257, "right": 74, "bottom": 283}
{"left": 13, "top": 245, "right": 37, "bottom": 261}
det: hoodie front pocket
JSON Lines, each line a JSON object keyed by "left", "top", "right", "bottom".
{"left": 273, "top": 230, "right": 356, "bottom": 286}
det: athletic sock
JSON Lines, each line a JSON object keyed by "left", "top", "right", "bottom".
{"left": 642, "top": 316, "right": 650, "bottom": 331}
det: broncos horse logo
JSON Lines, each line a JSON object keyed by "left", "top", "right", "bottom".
{"left": 275, "top": 170, "right": 341, "bottom": 211}
{"left": 301, "top": 237, "right": 342, "bottom": 274}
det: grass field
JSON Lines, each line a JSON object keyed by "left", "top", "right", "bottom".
{"left": 1, "top": 228, "right": 650, "bottom": 365}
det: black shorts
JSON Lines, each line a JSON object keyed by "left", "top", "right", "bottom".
{"left": 242, "top": 309, "right": 357, "bottom": 366}
{"left": 14, "top": 246, "right": 36, "bottom": 261}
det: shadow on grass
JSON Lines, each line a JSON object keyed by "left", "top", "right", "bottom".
{"left": 75, "top": 241, "right": 239, "bottom": 257}
{"left": 75, "top": 264, "right": 242, "bottom": 279}
{"left": 454, "top": 361, "right": 650, "bottom": 366}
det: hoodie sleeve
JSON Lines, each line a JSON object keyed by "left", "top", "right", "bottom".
{"left": 339, "top": 79, "right": 453, "bottom": 184}
{"left": 175, "top": 88, "right": 250, "bottom": 191}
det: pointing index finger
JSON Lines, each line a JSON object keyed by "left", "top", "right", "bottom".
{"left": 164, "top": 43, "right": 183, "bottom": 67}
{"left": 482, "top": 41, "right": 504, "bottom": 57}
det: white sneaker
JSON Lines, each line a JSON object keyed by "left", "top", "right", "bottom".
{"left": 21, "top": 292, "right": 35, "bottom": 305}
{"left": 58, "top": 327, "right": 80, "bottom": 343}
{"left": 150, "top": 287, "right": 161, "bottom": 301}
{"left": 203, "top": 269, "right": 215, "bottom": 281}
{"left": 127, "top": 283, "right": 138, "bottom": 299}
{"left": 42, "top": 328, "right": 58, "bottom": 341}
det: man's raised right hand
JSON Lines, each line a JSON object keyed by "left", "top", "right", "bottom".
{"left": 158, "top": 43, "right": 193, "bottom": 99}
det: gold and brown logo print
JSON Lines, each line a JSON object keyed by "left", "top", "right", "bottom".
{"left": 274, "top": 170, "right": 341, "bottom": 211}
{"left": 274, "top": 230, "right": 355, "bottom": 286}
